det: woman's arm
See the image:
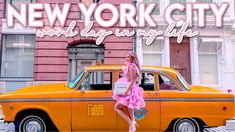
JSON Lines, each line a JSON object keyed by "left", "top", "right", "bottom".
{"left": 122, "top": 64, "right": 137, "bottom": 96}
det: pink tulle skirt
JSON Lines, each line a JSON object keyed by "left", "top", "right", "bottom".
{"left": 112, "top": 83, "right": 145, "bottom": 110}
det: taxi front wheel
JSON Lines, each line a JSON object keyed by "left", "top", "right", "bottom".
{"left": 16, "top": 115, "right": 46, "bottom": 132}
{"left": 173, "top": 118, "right": 200, "bottom": 132}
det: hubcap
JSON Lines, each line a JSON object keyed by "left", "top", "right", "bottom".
{"left": 24, "top": 120, "right": 44, "bottom": 132}
{"left": 178, "top": 122, "right": 195, "bottom": 132}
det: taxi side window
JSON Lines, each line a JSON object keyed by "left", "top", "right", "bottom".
{"left": 79, "top": 71, "right": 113, "bottom": 90}
{"left": 140, "top": 72, "right": 155, "bottom": 91}
{"left": 158, "top": 74, "right": 178, "bottom": 90}
{"left": 118, "top": 71, "right": 155, "bottom": 91}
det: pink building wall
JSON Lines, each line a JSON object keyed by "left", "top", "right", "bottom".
{"left": 35, "top": 0, "right": 133, "bottom": 81}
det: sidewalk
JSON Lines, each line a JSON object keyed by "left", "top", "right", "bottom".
{"left": 204, "top": 126, "right": 235, "bottom": 132}
{"left": 0, "top": 109, "right": 15, "bottom": 132}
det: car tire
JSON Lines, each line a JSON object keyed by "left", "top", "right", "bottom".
{"left": 173, "top": 118, "right": 200, "bottom": 132}
{"left": 16, "top": 115, "right": 46, "bottom": 132}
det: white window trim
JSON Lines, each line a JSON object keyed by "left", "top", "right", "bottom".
{"left": 2, "top": 19, "right": 36, "bottom": 34}
{"left": 198, "top": 54, "right": 220, "bottom": 85}
{"left": 198, "top": 52, "right": 219, "bottom": 55}
{"left": 141, "top": 36, "right": 164, "bottom": 66}
{"left": 198, "top": 37, "right": 223, "bottom": 86}
{"left": 143, "top": 51, "right": 162, "bottom": 54}
{"left": 234, "top": 0, "right": 235, "bottom": 18}
{"left": 1, "top": 34, "right": 35, "bottom": 78}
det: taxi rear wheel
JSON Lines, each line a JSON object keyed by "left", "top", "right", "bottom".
{"left": 173, "top": 118, "right": 200, "bottom": 132}
{"left": 16, "top": 115, "right": 47, "bottom": 132}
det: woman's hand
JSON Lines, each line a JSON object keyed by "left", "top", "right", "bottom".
{"left": 121, "top": 66, "right": 126, "bottom": 71}
{"left": 122, "top": 89, "right": 129, "bottom": 96}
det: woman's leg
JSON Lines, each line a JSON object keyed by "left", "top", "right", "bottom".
{"left": 127, "top": 107, "right": 134, "bottom": 121}
{"left": 128, "top": 107, "right": 138, "bottom": 132}
{"left": 114, "top": 102, "right": 131, "bottom": 124}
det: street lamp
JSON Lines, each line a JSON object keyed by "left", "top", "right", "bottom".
{"left": 133, "top": 0, "right": 138, "bottom": 52}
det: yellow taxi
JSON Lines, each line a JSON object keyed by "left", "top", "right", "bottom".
{"left": 0, "top": 65, "right": 234, "bottom": 132}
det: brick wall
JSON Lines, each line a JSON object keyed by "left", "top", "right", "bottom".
{"left": 35, "top": 0, "right": 133, "bottom": 81}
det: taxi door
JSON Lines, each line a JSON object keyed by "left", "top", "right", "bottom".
{"left": 117, "top": 72, "right": 161, "bottom": 131}
{"left": 71, "top": 71, "right": 117, "bottom": 131}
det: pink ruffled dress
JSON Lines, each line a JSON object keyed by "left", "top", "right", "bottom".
{"left": 112, "top": 63, "right": 145, "bottom": 110}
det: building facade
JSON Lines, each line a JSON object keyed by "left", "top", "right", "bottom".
{"left": 0, "top": 0, "right": 133, "bottom": 92}
{"left": 137, "top": 0, "right": 235, "bottom": 92}
{"left": 0, "top": 0, "right": 235, "bottom": 92}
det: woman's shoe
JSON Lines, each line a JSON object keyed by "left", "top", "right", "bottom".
{"left": 129, "top": 121, "right": 138, "bottom": 132}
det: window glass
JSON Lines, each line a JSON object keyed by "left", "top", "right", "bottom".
{"left": 4, "top": 0, "right": 37, "bottom": 17}
{"left": 198, "top": 42, "right": 217, "bottom": 52}
{"left": 139, "top": 72, "right": 155, "bottom": 91}
{"left": 69, "top": 70, "right": 84, "bottom": 88}
{"left": 1, "top": 34, "right": 35, "bottom": 77}
{"left": 143, "top": 54, "right": 162, "bottom": 66}
{"left": 178, "top": 73, "right": 191, "bottom": 90}
{"left": 79, "top": 71, "right": 113, "bottom": 90}
{"left": 142, "top": 39, "right": 162, "bottom": 52}
{"left": 143, "top": 0, "right": 160, "bottom": 15}
{"left": 196, "top": 0, "right": 213, "bottom": 15}
{"left": 158, "top": 74, "right": 178, "bottom": 90}
{"left": 118, "top": 71, "right": 155, "bottom": 91}
{"left": 142, "top": 39, "right": 162, "bottom": 66}
{"left": 80, "top": 0, "right": 95, "bottom": 20}
{"left": 11, "top": 0, "right": 32, "bottom": 9}
{"left": 198, "top": 42, "right": 219, "bottom": 85}
{"left": 199, "top": 54, "right": 218, "bottom": 85}
{"left": 170, "top": 0, "right": 186, "bottom": 15}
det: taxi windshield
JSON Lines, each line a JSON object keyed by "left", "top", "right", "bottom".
{"left": 178, "top": 73, "right": 191, "bottom": 91}
{"left": 69, "top": 70, "right": 84, "bottom": 89}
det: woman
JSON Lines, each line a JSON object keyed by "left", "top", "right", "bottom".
{"left": 113, "top": 52, "right": 145, "bottom": 132}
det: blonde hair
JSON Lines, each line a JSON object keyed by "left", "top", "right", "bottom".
{"left": 127, "top": 51, "right": 140, "bottom": 69}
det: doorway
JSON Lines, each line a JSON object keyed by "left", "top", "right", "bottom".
{"left": 170, "top": 38, "right": 191, "bottom": 84}
{"left": 67, "top": 43, "right": 104, "bottom": 81}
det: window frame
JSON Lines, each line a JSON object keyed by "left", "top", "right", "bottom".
{"left": 0, "top": 34, "right": 35, "bottom": 78}
{"left": 3, "top": 0, "right": 37, "bottom": 18}
{"left": 198, "top": 41, "right": 220, "bottom": 85}
{"left": 77, "top": 70, "right": 114, "bottom": 91}
{"left": 142, "top": 0, "right": 161, "bottom": 16}
{"left": 80, "top": 0, "right": 96, "bottom": 20}
{"left": 195, "top": 0, "right": 222, "bottom": 16}
{"left": 158, "top": 73, "right": 179, "bottom": 91}
{"left": 234, "top": 0, "right": 235, "bottom": 18}
{"left": 169, "top": 0, "right": 186, "bottom": 15}
{"left": 157, "top": 72, "right": 185, "bottom": 91}
{"left": 142, "top": 37, "right": 163, "bottom": 66}
{"left": 117, "top": 70, "right": 156, "bottom": 91}
{"left": 140, "top": 71, "right": 156, "bottom": 91}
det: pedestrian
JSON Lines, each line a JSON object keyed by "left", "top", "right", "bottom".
{"left": 113, "top": 51, "right": 145, "bottom": 132}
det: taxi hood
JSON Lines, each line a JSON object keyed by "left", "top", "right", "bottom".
{"left": 14, "top": 83, "right": 67, "bottom": 93}
{"left": 189, "top": 85, "right": 222, "bottom": 92}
